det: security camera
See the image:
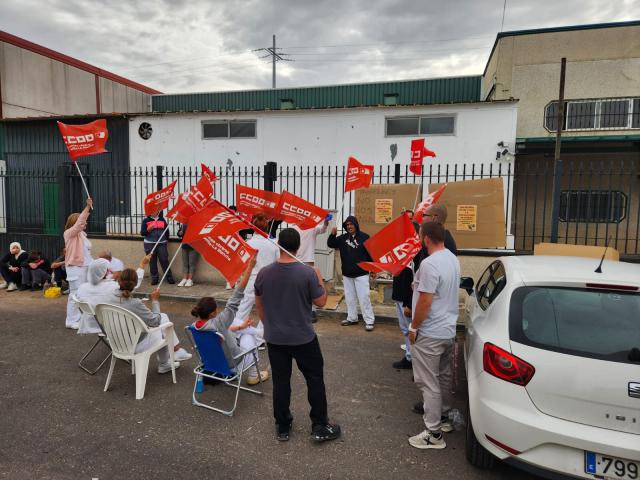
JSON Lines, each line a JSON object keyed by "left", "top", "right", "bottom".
{"left": 497, "top": 141, "right": 505, "bottom": 148}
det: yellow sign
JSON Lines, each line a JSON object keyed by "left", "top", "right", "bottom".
{"left": 457, "top": 205, "right": 477, "bottom": 231}
{"left": 375, "top": 199, "right": 393, "bottom": 224}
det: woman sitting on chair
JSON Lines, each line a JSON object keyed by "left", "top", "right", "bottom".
{"left": 191, "top": 255, "right": 267, "bottom": 382}
{"left": 100, "top": 268, "right": 192, "bottom": 373}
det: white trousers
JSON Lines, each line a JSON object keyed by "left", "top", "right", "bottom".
{"left": 343, "top": 275, "right": 375, "bottom": 325}
{"left": 231, "top": 285, "right": 263, "bottom": 377}
{"left": 395, "top": 301, "right": 412, "bottom": 361}
{"left": 135, "top": 313, "right": 178, "bottom": 365}
{"left": 65, "top": 266, "right": 88, "bottom": 329}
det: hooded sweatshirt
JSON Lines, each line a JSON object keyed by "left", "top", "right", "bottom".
{"left": 327, "top": 216, "right": 371, "bottom": 278}
{"left": 22, "top": 252, "right": 52, "bottom": 274}
{"left": 141, "top": 212, "right": 169, "bottom": 244}
{"left": 1, "top": 242, "right": 28, "bottom": 269}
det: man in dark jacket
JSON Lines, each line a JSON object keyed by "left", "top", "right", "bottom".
{"left": 20, "top": 251, "right": 52, "bottom": 291}
{"left": 392, "top": 204, "right": 457, "bottom": 370}
{"left": 327, "top": 216, "right": 376, "bottom": 331}
{"left": 140, "top": 210, "right": 175, "bottom": 285}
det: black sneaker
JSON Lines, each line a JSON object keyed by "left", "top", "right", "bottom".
{"left": 392, "top": 357, "right": 412, "bottom": 369}
{"left": 19, "top": 284, "right": 30, "bottom": 291}
{"left": 311, "top": 423, "right": 341, "bottom": 442}
{"left": 276, "top": 415, "right": 293, "bottom": 442}
{"left": 150, "top": 279, "right": 159, "bottom": 286}
{"left": 31, "top": 283, "right": 42, "bottom": 291}
{"left": 167, "top": 277, "right": 176, "bottom": 285}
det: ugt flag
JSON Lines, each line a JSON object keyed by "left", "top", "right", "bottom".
{"left": 277, "top": 191, "right": 328, "bottom": 230}
{"left": 167, "top": 163, "right": 217, "bottom": 223}
{"left": 182, "top": 201, "right": 248, "bottom": 243}
{"left": 410, "top": 138, "right": 436, "bottom": 175}
{"left": 191, "top": 234, "right": 256, "bottom": 285}
{"left": 236, "top": 184, "right": 282, "bottom": 219}
{"left": 414, "top": 184, "right": 447, "bottom": 224}
{"left": 144, "top": 180, "right": 177, "bottom": 216}
{"left": 344, "top": 156, "right": 374, "bottom": 193}
{"left": 358, "top": 213, "right": 421, "bottom": 276}
{"left": 57, "top": 119, "right": 109, "bottom": 161}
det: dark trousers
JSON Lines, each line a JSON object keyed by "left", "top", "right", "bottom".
{"left": 143, "top": 242, "right": 173, "bottom": 282}
{"left": 0, "top": 265, "right": 20, "bottom": 284}
{"left": 21, "top": 267, "right": 50, "bottom": 286}
{"left": 53, "top": 266, "right": 67, "bottom": 287}
{"left": 267, "top": 336, "right": 328, "bottom": 428}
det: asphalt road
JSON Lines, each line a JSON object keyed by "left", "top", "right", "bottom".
{"left": 0, "top": 291, "right": 539, "bottom": 480}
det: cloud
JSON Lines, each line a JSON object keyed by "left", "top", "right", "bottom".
{"left": 1, "top": 0, "right": 638, "bottom": 93}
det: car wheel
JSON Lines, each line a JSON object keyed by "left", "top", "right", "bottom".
{"left": 465, "top": 394, "right": 495, "bottom": 469}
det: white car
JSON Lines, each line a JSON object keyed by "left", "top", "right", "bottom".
{"left": 463, "top": 255, "right": 640, "bottom": 480}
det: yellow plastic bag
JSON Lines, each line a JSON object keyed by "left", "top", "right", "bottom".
{"left": 44, "top": 287, "right": 62, "bottom": 298}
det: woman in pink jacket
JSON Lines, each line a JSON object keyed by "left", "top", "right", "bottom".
{"left": 63, "top": 198, "right": 93, "bottom": 329}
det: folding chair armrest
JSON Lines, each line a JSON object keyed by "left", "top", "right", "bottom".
{"left": 232, "top": 346, "right": 259, "bottom": 361}
{"left": 147, "top": 322, "right": 174, "bottom": 335}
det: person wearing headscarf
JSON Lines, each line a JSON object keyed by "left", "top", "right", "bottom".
{"left": 0, "top": 242, "right": 29, "bottom": 292}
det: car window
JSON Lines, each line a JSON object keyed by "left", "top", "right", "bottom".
{"left": 476, "top": 261, "right": 507, "bottom": 310}
{"left": 510, "top": 286, "right": 640, "bottom": 364}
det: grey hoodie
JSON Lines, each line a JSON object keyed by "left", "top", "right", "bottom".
{"left": 193, "top": 287, "right": 245, "bottom": 366}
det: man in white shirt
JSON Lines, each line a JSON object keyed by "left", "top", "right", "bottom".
{"left": 407, "top": 221, "right": 460, "bottom": 451}
{"left": 230, "top": 213, "right": 280, "bottom": 385}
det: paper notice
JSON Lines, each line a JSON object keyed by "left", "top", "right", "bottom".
{"left": 375, "top": 199, "right": 393, "bottom": 223}
{"left": 457, "top": 205, "right": 477, "bottom": 231}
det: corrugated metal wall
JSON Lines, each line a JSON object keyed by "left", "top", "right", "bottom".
{"left": 1, "top": 116, "right": 130, "bottom": 235}
{"left": 152, "top": 76, "right": 482, "bottom": 113}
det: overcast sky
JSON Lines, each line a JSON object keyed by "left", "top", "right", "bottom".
{"left": 1, "top": 0, "right": 638, "bottom": 93}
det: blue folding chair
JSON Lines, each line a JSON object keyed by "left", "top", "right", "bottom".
{"left": 185, "top": 325, "right": 263, "bottom": 416}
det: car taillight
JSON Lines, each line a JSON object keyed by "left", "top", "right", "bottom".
{"left": 483, "top": 343, "right": 535, "bottom": 386}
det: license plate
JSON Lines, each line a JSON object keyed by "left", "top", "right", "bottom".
{"left": 585, "top": 451, "right": 640, "bottom": 480}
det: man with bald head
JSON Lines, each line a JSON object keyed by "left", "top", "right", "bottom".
{"left": 391, "top": 204, "right": 457, "bottom": 371}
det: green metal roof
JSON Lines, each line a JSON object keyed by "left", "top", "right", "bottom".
{"left": 152, "top": 76, "right": 481, "bottom": 113}
{"left": 483, "top": 20, "right": 640, "bottom": 76}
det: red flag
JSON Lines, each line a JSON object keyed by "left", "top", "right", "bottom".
{"left": 358, "top": 213, "right": 421, "bottom": 275}
{"left": 57, "top": 120, "right": 109, "bottom": 161}
{"left": 410, "top": 138, "right": 437, "bottom": 175}
{"left": 236, "top": 184, "right": 282, "bottom": 219}
{"left": 190, "top": 234, "right": 256, "bottom": 285}
{"left": 182, "top": 201, "right": 247, "bottom": 243}
{"left": 277, "top": 191, "right": 328, "bottom": 230}
{"left": 144, "top": 180, "right": 177, "bottom": 216}
{"left": 345, "top": 156, "right": 374, "bottom": 193}
{"left": 166, "top": 164, "right": 217, "bottom": 223}
{"left": 414, "top": 184, "right": 447, "bottom": 224}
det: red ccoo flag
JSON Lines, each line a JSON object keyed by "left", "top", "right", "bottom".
{"left": 183, "top": 201, "right": 248, "bottom": 244}
{"left": 277, "top": 191, "right": 328, "bottom": 230}
{"left": 235, "top": 184, "right": 282, "bottom": 219}
{"left": 190, "top": 234, "right": 256, "bottom": 286}
{"left": 144, "top": 180, "right": 177, "bottom": 216}
{"left": 358, "top": 213, "right": 422, "bottom": 276}
{"left": 345, "top": 156, "right": 374, "bottom": 193}
{"left": 410, "top": 138, "right": 436, "bottom": 175}
{"left": 57, "top": 119, "right": 109, "bottom": 161}
{"left": 167, "top": 164, "right": 217, "bottom": 223}
{"left": 414, "top": 184, "right": 447, "bottom": 224}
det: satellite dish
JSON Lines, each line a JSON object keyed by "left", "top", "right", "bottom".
{"left": 138, "top": 122, "right": 153, "bottom": 140}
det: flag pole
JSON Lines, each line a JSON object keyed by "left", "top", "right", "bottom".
{"left": 148, "top": 225, "right": 171, "bottom": 256}
{"left": 73, "top": 161, "right": 93, "bottom": 209}
{"left": 157, "top": 244, "right": 182, "bottom": 288}
{"left": 412, "top": 182, "right": 422, "bottom": 212}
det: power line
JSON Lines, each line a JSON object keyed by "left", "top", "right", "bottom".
{"left": 278, "top": 33, "right": 495, "bottom": 49}
{"left": 252, "top": 35, "right": 294, "bottom": 88}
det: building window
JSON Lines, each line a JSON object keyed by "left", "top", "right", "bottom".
{"left": 280, "top": 99, "right": 294, "bottom": 110}
{"left": 559, "top": 190, "right": 627, "bottom": 223}
{"left": 386, "top": 115, "right": 455, "bottom": 136}
{"left": 202, "top": 120, "right": 256, "bottom": 139}
{"left": 545, "top": 97, "right": 640, "bottom": 132}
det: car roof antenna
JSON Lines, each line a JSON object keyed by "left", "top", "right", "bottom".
{"left": 594, "top": 236, "right": 611, "bottom": 274}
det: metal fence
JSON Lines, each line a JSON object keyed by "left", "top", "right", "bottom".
{"left": 2, "top": 159, "right": 640, "bottom": 258}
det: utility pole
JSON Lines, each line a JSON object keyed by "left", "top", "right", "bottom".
{"left": 550, "top": 57, "right": 567, "bottom": 243}
{"left": 253, "top": 35, "right": 293, "bottom": 89}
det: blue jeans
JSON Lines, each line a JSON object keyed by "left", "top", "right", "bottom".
{"left": 395, "top": 301, "right": 412, "bottom": 361}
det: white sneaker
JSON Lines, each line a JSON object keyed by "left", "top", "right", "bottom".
{"left": 185, "top": 279, "right": 193, "bottom": 287}
{"left": 157, "top": 361, "right": 180, "bottom": 374}
{"left": 408, "top": 430, "right": 446, "bottom": 450}
{"left": 400, "top": 344, "right": 407, "bottom": 351}
{"left": 174, "top": 348, "right": 192, "bottom": 362}
{"left": 177, "top": 279, "right": 187, "bottom": 287}
{"left": 225, "top": 282, "right": 232, "bottom": 290}
{"left": 7, "top": 283, "right": 17, "bottom": 292}
{"left": 0, "top": 282, "right": 7, "bottom": 289}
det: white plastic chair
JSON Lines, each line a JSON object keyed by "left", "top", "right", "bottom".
{"left": 74, "top": 296, "right": 111, "bottom": 375}
{"left": 95, "top": 303, "right": 177, "bottom": 400}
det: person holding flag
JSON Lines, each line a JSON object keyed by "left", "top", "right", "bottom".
{"left": 140, "top": 209, "right": 175, "bottom": 285}
{"left": 327, "top": 216, "right": 375, "bottom": 331}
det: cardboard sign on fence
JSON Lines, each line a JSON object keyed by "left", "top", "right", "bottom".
{"left": 355, "top": 184, "right": 421, "bottom": 236}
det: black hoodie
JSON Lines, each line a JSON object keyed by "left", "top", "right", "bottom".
{"left": 327, "top": 215, "right": 372, "bottom": 278}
